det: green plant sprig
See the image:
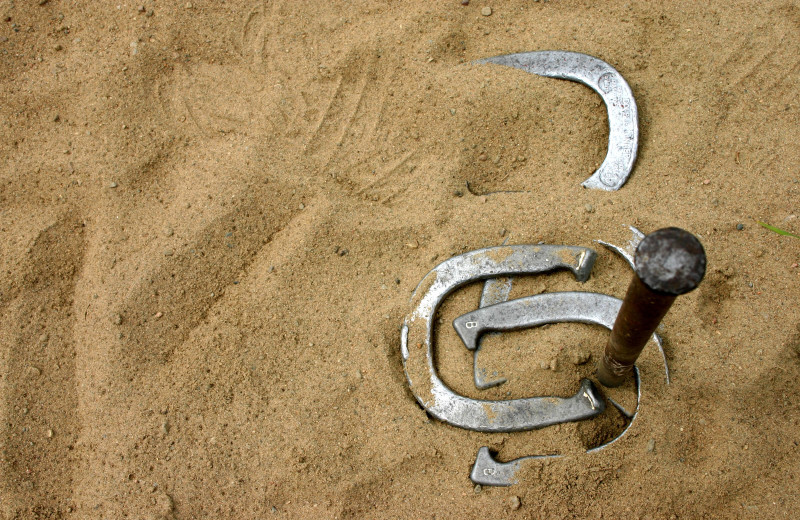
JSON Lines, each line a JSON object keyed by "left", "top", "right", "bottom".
{"left": 757, "top": 221, "right": 800, "bottom": 239}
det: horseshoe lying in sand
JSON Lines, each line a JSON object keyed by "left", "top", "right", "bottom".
{"left": 459, "top": 291, "right": 653, "bottom": 486}
{"left": 459, "top": 228, "right": 670, "bottom": 486}
{"left": 401, "top": 245, "right": 605, "bottom": 433}
{"left": 473, "top": 226, "right": 670, "bottom": 390}
{"left": 477, "top": 50, "right": 639, "bottom": 191}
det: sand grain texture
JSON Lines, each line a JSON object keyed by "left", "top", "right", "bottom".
{"left": 1, "top": 1, "right": 799, "bottom": 518}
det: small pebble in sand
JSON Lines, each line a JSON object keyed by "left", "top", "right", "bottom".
{"left": 474, "top": 484, "right": 481, "bottom": 493}
{"left": 154, "top": 312, "right": 163, "bottom": 318}
{"left": 549, "top": 358, "right": 558, "bottom": 371}
{"left": 571, "top": 350, "right": 591, "bottom": 365}
{"left": 539, "top": 361, "right": 549, "bottom": 370}
{"left": 646, "top": 439, "right": 656, "bottom": 452}
{"left": 461, "top": 0, "right": 470, "bottom": 5}
{"left": 113, "top": 313, "right": 123, "bottom": 325}
{"left": 508, "top": 495, "right": 521, "bottom": 510}
{"left": 736, "top": 223, "right": 744, "bottom": 231}
{"left": 164, "top": 227, "right": 174, "bottom": 237}
{"left": 25, "top": 366, "right": 41, "bottom": 379}
{"left": 109, "top": 181, "right": 118, "bottom": 188}
{"left": 453, "top": 189, "right": 463, "bottom": 197}
{"left": 481, "top": 6, "right": 493, "bottom": 16}
{"left": 164, "top": 250, "right": 174, "bottom": 256}
{"left": 47, "top": 429, "right": 54, "bottom": 438}
{"left": 585, "top": 203, "right": 594, "bottom": 213}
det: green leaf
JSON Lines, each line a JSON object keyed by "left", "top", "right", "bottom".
{"left": 757, "top": 221, "right": 800, "bottom": 239}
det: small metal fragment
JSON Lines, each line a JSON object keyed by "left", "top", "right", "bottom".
{"left": 595, "top": 225, "right": 645, "bottom": 268}
{"left": 471, "top": 447, "right": 546, "bottom": 487}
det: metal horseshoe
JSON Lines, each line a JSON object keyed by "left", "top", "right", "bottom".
{"left": 401, "top": 245, "right": 604, "bottom": 432}
{"left": 473, "top": 226, "right": 670, "bottom": 390}
{"left": 462, "top": 227, "right": 670, "bottom": 486}
{"left": 464, "top": 291, "right": 651, "bottom": 486}
{"left": 477, "top": 50, "right": 639, "bottom": 191}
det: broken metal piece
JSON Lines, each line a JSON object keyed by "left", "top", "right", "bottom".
{"left": 595, "top": 225, "right": 645, "bottom": 268}
{"left": 598, "top": 228, "right": 706, "bottom": 387}
{"left": 477, "top": 51, "right": 638, "bottom": 191}
{"left": 402, "top": 245, "right": 600, "bottom": 432}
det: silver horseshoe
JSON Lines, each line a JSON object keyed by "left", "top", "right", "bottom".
{"left": 477, "top": 50, "right": 639, "bottom": 191}
{"left": 464, "top": 227, "right": 671, "bottom": 486}
{"left": 401, "top": 245, "right": 604, "bottom": 432}
{"left": 463, "top": 291, "right": 653, "bottom": 486}
{"left": 474, "top": 226, "right": 670, "bottom": 389}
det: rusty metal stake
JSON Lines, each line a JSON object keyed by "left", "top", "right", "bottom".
{"left": 597, "top": 228, "right": 706, "bottom": 387}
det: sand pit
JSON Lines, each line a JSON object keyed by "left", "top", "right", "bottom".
{"left": 2, "top": 1, "right": 799, "bottom": 518}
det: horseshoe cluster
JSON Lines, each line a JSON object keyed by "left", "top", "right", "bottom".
{"left": 400, "top": 52, "right": 663, "bottom": 486}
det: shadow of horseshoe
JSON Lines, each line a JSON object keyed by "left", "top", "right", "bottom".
{"left": 477, "top": 50, "right": 639, "bottom": 191}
